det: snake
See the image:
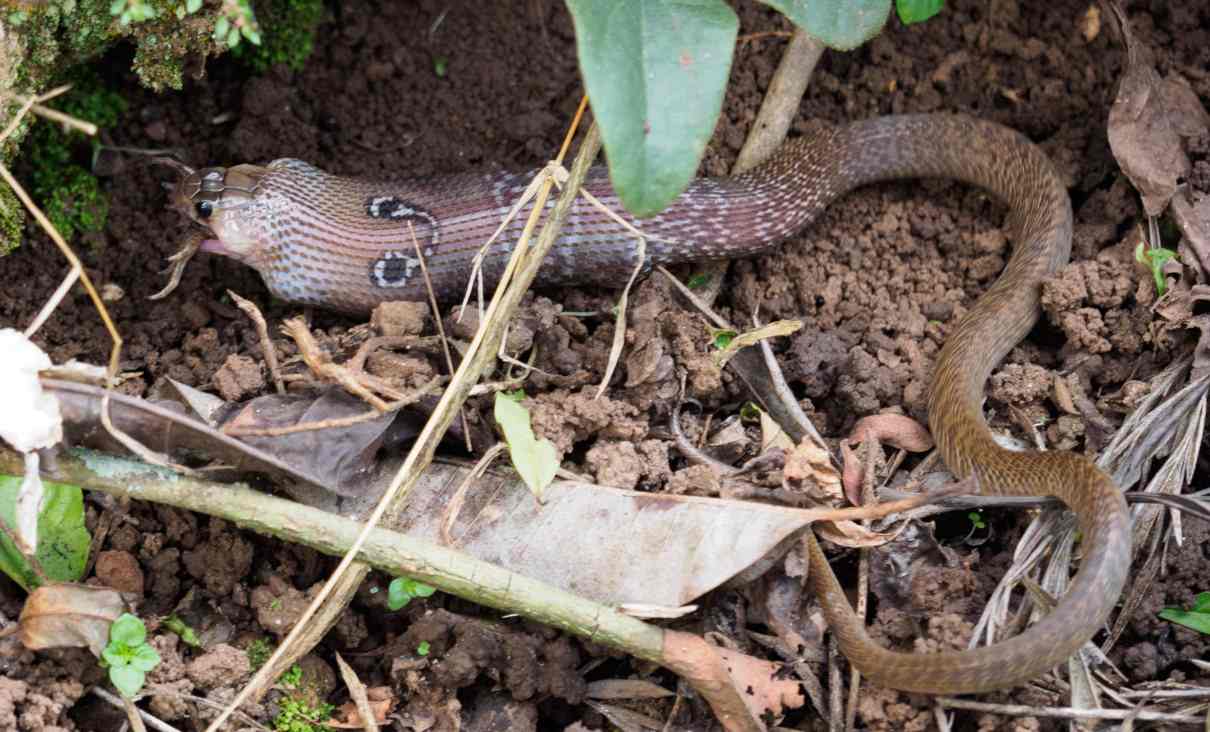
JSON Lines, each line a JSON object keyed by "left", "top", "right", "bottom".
{"left": 161, "top": 114, "right": 1131, "bottom": 694}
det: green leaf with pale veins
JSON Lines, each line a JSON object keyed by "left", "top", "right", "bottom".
{"left": 0, "top": 476, "right": 90, "bottom": 590}
{"left": 566, "top": 0, "right": 738, "bottom": 217}
{"left": 759, "top": 0, "right": 892, "bottom": 51}
{"left": 494, "top": 392, "right": 560, "bottom": 501}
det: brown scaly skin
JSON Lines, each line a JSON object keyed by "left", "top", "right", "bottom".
{"left": 164, "top": 114, "right": 1131, "bottom": 694}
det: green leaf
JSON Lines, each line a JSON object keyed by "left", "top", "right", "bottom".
{"left": 241, "top": 25, "right": 261, "bottom": 45}
{"left": 401, "top": 578, "right": 435, "bottom": 598}
{"left": 109, "top": 0, "right": 127, "bottom": 16}
{"left": 712, "top": 329, "right": 737, "bottom": 349}
{"left": 129, "top": 644, "right": 161, "bottom": 672}
{"left": 101, "top": 644, "right": 128, "bottom": 668}
{"left": 110, "top": 613, "right": 146, "bottom": 647}
{"left": 386, "top": 577, "right": 412, "bottom": 611}
{"left": 493, "top": 392, "right": 560, "bottom": 500}
{"left": 0, "top": 476, "right": 90, "bottom": 590}
{"left": 186, "top": 0, "right": 202, "bottom": 11}
{"left": 110, "top": 665, "right": 146, "bottom": 697}
{"left": 685, "top": 272, "right": 712, "bottom": 289}
{"left": 895, "top": 0, "right": 943, "bottom": 24}
{"left": 759, "top": 0, "right": 892, "bottom": 51}
{"left": 1158, "top": 592, "right": 1210, "bottom": 635}
{"left": 433, "top": 55, "right": 448, "bottom": 77}
{"left": 566, "top": 0, "right": 738, "bottom": 217}
{"left": 227, "top": 26, "right": 241, "bottom": 48}
{"left": 416, "top": 641, "right": 431, "bottom": 656}
{"left": 213, "top": 14, "right": 230, "bottom": 41}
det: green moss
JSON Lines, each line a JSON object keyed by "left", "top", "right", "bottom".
{"left": 0, "top": 187, "right": 23, "bottom": 255}
{"left": 234, "top": 0, "right": 323, "bottom": 73}
{"left": 272, "top": 696, "right": 335, "bottom": 732}
{"left": 20, "top": 71, "right": 125, "bottom": 243}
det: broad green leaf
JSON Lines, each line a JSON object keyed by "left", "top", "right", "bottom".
{"left": 130, "top": 644, "right": 161, "bottom": 672}
{"left": 759, "top": 0, "right": 892, "bottom": 51}
{"left": 566, "top": 0, "right": 738, "bottom": 216}
{"left": 895, "top": 0, "right": 944, "bottom": 24}
{"left": 110, "top": 613, "right": 146, "bottom": 647}
{"left": 1159, "top": 592, "right": 1210, "bottom": 635}
{"left": 110, "top": 665, "right": 145, "bottom": 697}
{"left": 493, "top": 392, "right": 560, "bottom": 501}
{"left": 0, "top": 475, "right": 90, "bottom": 590}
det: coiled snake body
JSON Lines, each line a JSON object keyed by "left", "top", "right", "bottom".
{"left": 166, "top": 114, "right": 1131, "bottom": 694}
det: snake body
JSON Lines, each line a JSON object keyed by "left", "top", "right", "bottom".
{"left": 169, "top": 114, "right": 1131, "bottom": 694}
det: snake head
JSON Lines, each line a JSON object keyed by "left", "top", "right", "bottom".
{"left": 156, "top": 158, "right": 271, "bottom": 265}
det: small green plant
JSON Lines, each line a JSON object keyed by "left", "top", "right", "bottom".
{"left": 213, "top": 0, "right": 262, "bottom": 49}
{"left": 967, "top": 511, "right": 986, "bottom": 530}
{"left": 109, "top": 0, "right": 158, "bottom": 26}
{"left": 433, "top": 55, "right": 449, "bottom": 77}
{"left": 1135, "top": 241, "right": 1179, "bottom": 296}
{"left": 233, "top": 0, "right": 323, "bottom": 72}
{"left": 246, "top": 638, "right": 274, "bottom": 669}
{"left": 388, "top": 577, "right": 437, "bottom": 611}
{"left": 162, "top": 615, "right": 201, "bottom": 648}
{"left": 1158, "top": 592, "right": 1210, "bottom": 635}
{"left": 273, "top": 696, "right": 335, "bottom": 732}
{"left": 99, "top": 614, "right": 161, "bottom": 697}
{"left": 278, "top": 664, "right": 303, "bottom": 689}
{"left": 685, "top": 272, "right": 712, "bottom": 289}
{"left": 711, "top": 329, "right": 737, "bottom": 350}
{"left": 416, "top": 641, "right": 431, "bottom": 656}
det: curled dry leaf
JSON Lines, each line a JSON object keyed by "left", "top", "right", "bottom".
{"left": 661, "top": 629, "right": 804, "bottom": 732}
{"left": 1104, "top": 4, "right": 1208, "bottom": 216}
{"left": 18, "top": 583, "right": 126, "bottom": 657}
{"left": 814, "top": 518, "right": 905, "bottom": 549}
{"left": 585, "top": 678, "right": 675, "bottom": 700}
{"left": 846, "top": 413, "right": 934, "bottom": 453}
{"left": 327, "top": 686, "right": 395, "bottom": 729}
{"left": 782, "top": 438, "right": 842, "bottom": 503}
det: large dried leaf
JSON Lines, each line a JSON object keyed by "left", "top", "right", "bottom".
{"left": 1105, "top": 5, "right": 1208, "bottom": 216}
{"left": 219, "top": 388, "right": 416, "bottom": 497}
{"left": 661, "top": 629, "right": 804, "bottom": 731}
{"left": 19, "top": 583, "right": 126, "bottom": 656}
{"left": 398, "top": 462, "right": 823, "bottom": 606}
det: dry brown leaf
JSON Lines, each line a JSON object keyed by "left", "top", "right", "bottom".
{"left": 661, "top": 629, "right": 804, "bottom": 732}
{"left": 1173, "top": 189, "right": 1210, "bottom": 282}
{"left": 585, "top": 678, "right": 675, "bottom": 700}
{"left": 814, "top": 518, "right": 904, "bottom": 549}
{"left": 18, "top": 583, "right": 126, "bottom": 656}
{"left": 783, "top": 438, "right": 842, "bottom": 502}
{"left": 758, "top": 409, "right": 795, "bottom": 453}
{"left": 1104, "top": 3, "right": 1207, "bottom": 216}
{"left": 327, "top": 686, "right": 394, "bottom": 729}
{"left": 713, "top": 320, "right": 803, "bottom": 368}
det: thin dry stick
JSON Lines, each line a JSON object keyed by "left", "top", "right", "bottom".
{"left": 205, "top": 96, "right": 596, "bottom": 732}
{"left": 936, "top": 698, "right": 1206, "bottom": 725}
{"left": 90, "top": 688, "right": 180, "bottom": 732}
{"left": 229, "top": 291, "right": 286, "bottom": 395}
{"left": 844, "top": 436, "right": 878, "bottom": 732}
{"left": 409, "top": 220, "right": 473, "bottom": 452}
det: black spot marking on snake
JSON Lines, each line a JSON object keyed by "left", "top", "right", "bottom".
{"left": 365, "top": 196, "right": 441, "bottom": 289}
{"left": 369, "top": 250, "right": 417, "bottom": 288}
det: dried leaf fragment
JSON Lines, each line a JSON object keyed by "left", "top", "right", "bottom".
{"left": 19, "top": 583, "right": 126, "bottom": 656}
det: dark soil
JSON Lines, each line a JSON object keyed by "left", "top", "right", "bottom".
{"left": 2, "top": 0, "right": 1209, "bottom": 730}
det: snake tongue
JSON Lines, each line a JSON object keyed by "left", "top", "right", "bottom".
{"left": 198, "top": 238, "right": 233, "bottom": 257}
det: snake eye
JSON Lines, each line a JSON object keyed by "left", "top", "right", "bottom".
{"left": 195, "top": 200, "right": 214, "bottom": 220}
